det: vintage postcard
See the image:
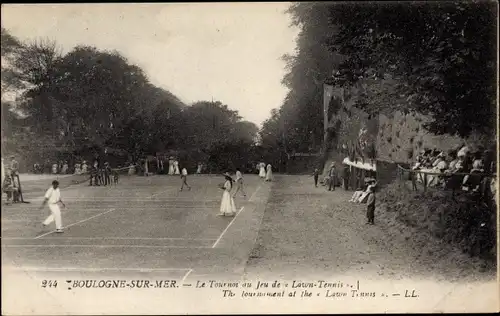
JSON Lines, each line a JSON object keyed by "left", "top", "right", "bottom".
{"left": 1, "top": 2, "right": 498, "bottom": 314}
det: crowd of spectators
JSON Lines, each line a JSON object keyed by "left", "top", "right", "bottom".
{"left": 410, "top": 144, "right": 496, "bottom": 203}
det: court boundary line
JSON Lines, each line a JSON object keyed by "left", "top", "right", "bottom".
{"left": 5, "top": 267, "right": 191, "bottom": 272}
{"left": 3, "top": 237, "right": 217, "bottom": 241}
{"left": 180, "top": 269, "right": 193, "bottom": 284}
{"left": 2, "top": 244, "right": 212, "bottom": 249}
{"left": 2, "top": 206, "right": 221, "bottom": 216}
{"left": 211, "top": 184, "right": 262, "bottom": 248}
{"left": 211, "top": 206, "right": 245, "bottom": 248}
{"left": 9, "top": 200, "right": 222, "bottom": 203}
{"left": 34, "top": 208, "right": 116, "bottom": 239}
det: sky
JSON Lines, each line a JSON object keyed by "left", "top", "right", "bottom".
{"left": 1, "top": 3, "right": 300, "bottom": 127}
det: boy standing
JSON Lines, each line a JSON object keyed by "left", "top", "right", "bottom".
{"left": 40, "top": 180, "right": 65, "bottom": 233}
{"left": 328, "top": 162, "right": 337, "bottom": 191}
{"left": 313, "top": 168, "right": 319, "bottom": 187}
{"left": 366, "top": 185, "right": 376, "bottom": 225}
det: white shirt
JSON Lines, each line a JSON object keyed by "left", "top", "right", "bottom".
{"left": 472, "top": 159, "right": 483, "bottom": 170}
{"left": 458, "top": 146, "right": 469, "bottom": 158}
{"left": 181, "top": 168, "right": 187, "bottom": 176}
{"left": 437, "top": 160, "right": 447, "bottom": 170}
{"left": 45, "top": 187, "right": 61, "bottom": 204}
{"left": 236, "top": 171, "right": 242, "bottom": 180}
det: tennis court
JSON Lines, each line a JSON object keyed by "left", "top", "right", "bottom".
{"left": 1, "top": 173, "right": 271, "bottom": 282}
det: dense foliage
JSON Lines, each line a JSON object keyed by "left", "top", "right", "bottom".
{"left": 260, "top": 2, "right": 497, "bottom": 165}
{"left": 1, "top": 28, "right": 258, "bottom": 170}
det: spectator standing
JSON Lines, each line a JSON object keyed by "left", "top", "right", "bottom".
{"left": 81, "top": 161, "right": 88, "bottom": 174}
{"left": 104, "top": 162, "right": 112, "bottom": 186}
{"left": 52, "top": 162, "right": 58, "bottom": 174}
{"left": 328, "top": 162, "right": 337, "bottom": 191}
{"left": 3, "top": 168, "right": 15, "bottom": 205}
{"left": 265, "top": 164, "right": 273, "bottom": 182}
{"left": 313, "top": 168, "right": 320, "bottom": 188}
{"left": 366, "top": 185, "right": 376, "bottom": 225}
{"left": 61, "top": 161, "right": 69, "bottom": 174}
{"left": 342, "top": 164, "right": 350, "bottom": 190}
{"left": 10, "top": 156, "right": 19, "bottom": 176}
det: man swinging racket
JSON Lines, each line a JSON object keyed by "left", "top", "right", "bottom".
{"left": 39, "top": 180, "right": 66, "bottom": 233}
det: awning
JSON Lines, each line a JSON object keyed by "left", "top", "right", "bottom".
{"left": 342, "top": 157, "right": 376, "bottom": 171}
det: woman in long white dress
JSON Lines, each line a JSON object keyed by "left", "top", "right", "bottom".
{"left": 259, "top": 162, "right": 266, "bottom": 178}
{"left": 174, "top": 160, "right": 180, "bottom": 175}
{"left": 265, "top": 164, "right": 273, "bottom": 182}
{"left": 168, "top": 157, "right": 175, "bottom": 175}
{"left": 61, "top": 161, "right": 69, "bottom": 174}
{"left": 218, "top": 173, "right": 236, "bottom": 217}
{"left": 74, "top": 163, "right": 81, "bottom": 175}
{"left": 1, "top": 158, "right": 5, "bottom": 185}
{"left": 128, "top": 163, "right": 135, "bottom": 176}
{"left": 81, "top": 161, "right": 88, "bottom": 174}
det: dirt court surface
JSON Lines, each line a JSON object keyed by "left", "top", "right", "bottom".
{"left": 2, "top": 173, "right": 495, "bottom": 282}
{"left": 2, "top": 174, "right": 497, "bottom": 314}
{"left": 2, "top": 174, "right": 271, "bottom": 281}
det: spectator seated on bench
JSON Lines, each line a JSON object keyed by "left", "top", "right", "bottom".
{"left": 349, "top": 178, "right": 376, "bottom": 203}
{"left": 3, "top": 168, "right": 20, "bottom": 204}
{"left": 462, "top": 155, "right": 484, "bottom": 192}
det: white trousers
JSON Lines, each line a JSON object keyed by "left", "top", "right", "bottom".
{"left": 43, "top": 204, "right": 62, "bottom": 229}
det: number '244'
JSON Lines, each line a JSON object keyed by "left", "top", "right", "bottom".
{"left": 41, "top": 280, "right": 58, "bottom": 288}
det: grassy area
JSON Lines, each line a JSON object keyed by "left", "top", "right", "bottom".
{"left": 377, "top": 182, "right": 496, "bottom": 271}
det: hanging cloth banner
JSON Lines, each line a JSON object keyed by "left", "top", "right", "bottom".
{"left": 323, "top": 83, "right": 334, "bottom": 134}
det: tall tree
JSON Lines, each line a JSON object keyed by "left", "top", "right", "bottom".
{"left": 1, "top": 27, "right": 25, "bottom": 94}
{"left": 262, "top": 1, "right": 496, "bottom": 167}
{"left": 325, "top": 1, "right": 497, "bottom": 138}
{"left": 3, "top": 28, "right": 259, "bottom": 170}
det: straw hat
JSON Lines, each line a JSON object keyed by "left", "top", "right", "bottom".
{"left": 364, "top": 177, "right": 376, "bottom": 184}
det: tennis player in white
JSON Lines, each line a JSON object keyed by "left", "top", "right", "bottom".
{"left": 233, "top": 168, "right": 247, "bottom": 198}
{"left": 40, "top": 180, "right": 65, "bottom": 233}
